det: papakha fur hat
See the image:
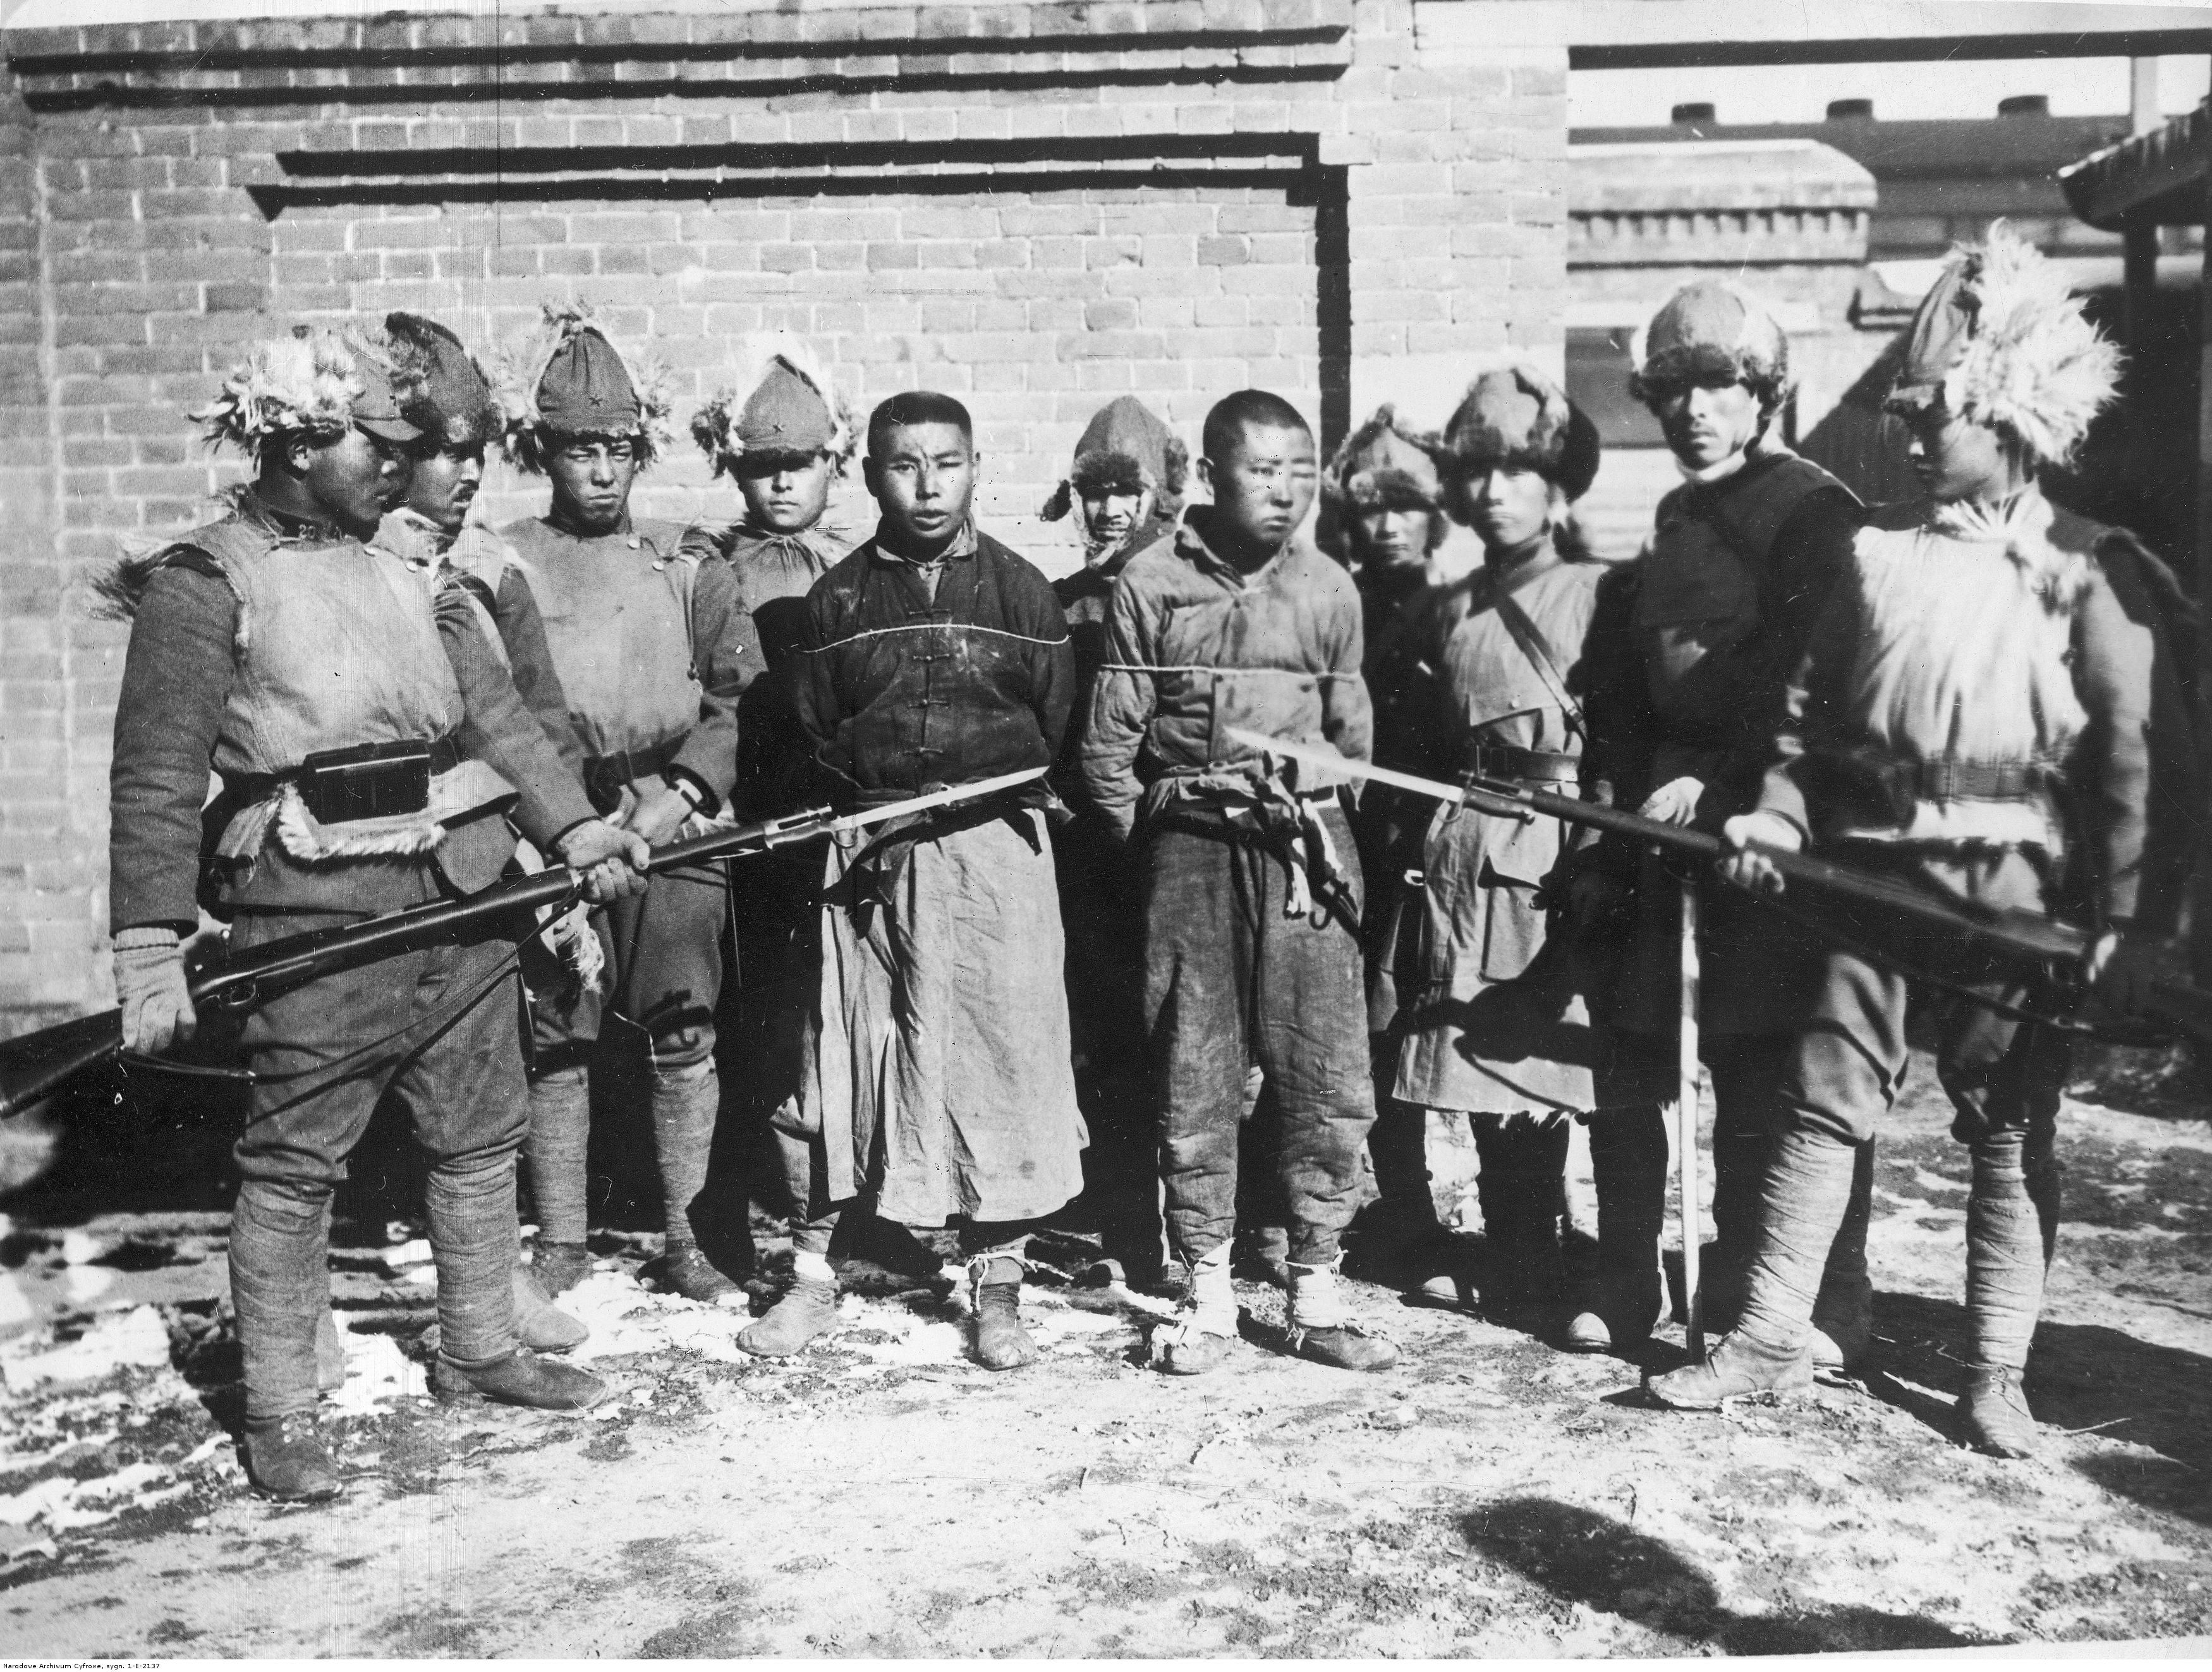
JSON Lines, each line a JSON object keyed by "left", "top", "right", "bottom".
{"left": 691, "top": 336, "right": 859, "bottom": 477}
{"left": 1629, "top": 279, "right": 1792, "bottom": 404}
{"left": 1439, "top": 363, "right": 1601, "bottom": 503}
{"left": 196, "top": 324, "right": 426, "bottom": 456}
{"left": 1885, "top": 221, "right": 2122, "bottom": 467}
{"left": 496, "top": 302, "right": 675, "bottom": 475}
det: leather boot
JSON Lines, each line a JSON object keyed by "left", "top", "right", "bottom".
{"left": 970, "top": 1255, "right": 1038, "bottom": 1371}
{"left": 1476, "top": 1118, "right": 1569, "bottom": 1322}
{"left": 512, "top": 1262, "right": 589, "bottom": 1352}
{"left": 432, "top": 1348, "right": 610, "bottom": 1410}
{"left": 1960, "top": 1129, "right": 2057, "bottom": 1458}
{"left": 530, "top": 1240, "right": 593, "bottom": 1297}
{"left": 738, "top": 1272, "right": 839, "bottom": 1358}
{"left": 1567, "top": 1106, "right": 1668, "bottom": 1356}
{"left": 242, "top": 1410, "right": 343, "bottom": 1502}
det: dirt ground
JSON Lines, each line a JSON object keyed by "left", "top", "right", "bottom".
{"left": 3, "top": 1047, "right": 2210, "bottom": 1659}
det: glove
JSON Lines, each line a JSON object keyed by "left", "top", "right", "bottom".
{"left": 556, "top": 819, "right": 651, "bottom": 903}
{"left": 114, "top": 926, "right": 197, "bottom": 1056}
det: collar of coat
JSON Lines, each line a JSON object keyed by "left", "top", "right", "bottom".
{"left": 867, "top": 518, "right": 980, "bottom": 568}
{"left": 1175, "top": 508, "right": 1301, "bottom": 582}
{"left": 236, "top": 488, "right": 351, "bottom": 546}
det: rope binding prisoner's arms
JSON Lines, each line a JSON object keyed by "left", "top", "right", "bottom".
{"left": 1222, "top": 726, "right": 2212, "bottom": 1048}
{"left": 0, "top": 767, "right": 1047, "bottom": 1123}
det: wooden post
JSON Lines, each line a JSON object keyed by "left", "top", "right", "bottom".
{"left": 1677, "top": 879, "right": 1704, "bottom": 1359}
{"left": 2124, "top": 58, "right": 2162, "bottom": 347}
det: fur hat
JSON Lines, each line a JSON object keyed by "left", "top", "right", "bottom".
{"left": 1885, "top": 222, "right": 2121, "bottom": 467}
{"left": 1323, "top": 406, "right": 1442, "bottom": 515}
{"left": 691, "top": 337, "right": 858, "bottom": 478}
{"left": 1040, "top": 396, "right": 1188, "bottom": 521}
{"left": 1630, "top": 280, "right": 1792, "bottom": 404}
{"left": 1439, "top": 364, "right": 1601, "bottom": 503}
{"left": 496, "top": 303, "right": 674, "bottom": 475}
{"left": 197, "top": 324, "right": 424, "bottom": 456}
{"left": 386, "top": 311, "right": 502, "bottom": 452}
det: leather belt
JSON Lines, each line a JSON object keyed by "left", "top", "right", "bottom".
{"left": 1820, "top": 744, "right": 2057, "bottom": 809}
{"left": 1463, "top": 743, "right": 1579, "bottom": 784}
{"left": 583, "top": 733, "right": 688, "bottom": 815}
{"left": 224, "top": 734, "right": 459, "bottom": 824}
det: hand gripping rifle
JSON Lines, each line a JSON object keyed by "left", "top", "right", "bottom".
{"left": 1223, "top": 728, "right": 2212, "bottom": 1046}
{"left": 0, "top": 767, "right": 1048, "bottom": 1122}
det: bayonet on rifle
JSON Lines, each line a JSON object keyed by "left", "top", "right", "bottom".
{"left": 0, "top": 768, "right": 1048, "bottom": 1121}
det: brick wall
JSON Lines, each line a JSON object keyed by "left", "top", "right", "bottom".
{"left": 0, "top": 0, "right": 1569, "bottom": 1028}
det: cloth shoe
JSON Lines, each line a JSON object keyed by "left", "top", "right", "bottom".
{"left": 1287, "top": 1259, "right": 1399, "bottom": 1373}
{"left": 652, "top": 1245, "right": 744, "bottom": 1307}
{"left": 530, "top": 1240, "right": 593, "bottom": 1297}
{"left": 969, "top": 1255, "right": 1037, "bottom": 1371}
{"left": 512, "top": 1262, "right": 589, "bottom": 1352}
{"left": 1154, "top": 1245, "right": 1237, "bottom": 1375}
{"left": 1960, "top": 1365, "right": 2039, "bottom": 1458}
{"left": 739, "top": 1271, "right": 839, "bottom": 1358}
{"left": 1646, "top": 1329, "right": 1814, "bottom": 1409}
{"left": 242, "top": 1411, "right": 343, "bottom": 1503}
{"left": 432, "top": 1348, "right": 609, "bottom": 1410}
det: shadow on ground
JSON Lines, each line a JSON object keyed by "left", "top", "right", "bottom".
{"left": 1461, "top": 1496, "right": 1987, "bottom": 1654}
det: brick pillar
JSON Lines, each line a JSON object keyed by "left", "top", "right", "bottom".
{"left": 0, "top": 76, "right": 99, "bottom": 1030}
{"left": 1335, "top": 13, "right": 1568, "bottom": 429}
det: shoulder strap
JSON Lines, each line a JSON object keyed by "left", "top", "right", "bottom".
{"left": 1492, "top": 584, "right": 1586, "bottom": 738}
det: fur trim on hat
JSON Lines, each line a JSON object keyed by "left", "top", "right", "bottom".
{"left": 1629, "top": 281, "right": 1792, "bottom": 405}
{"left": 197, "top": 326, "right": 420, "bottom": 459}
{"left": 496, "top": 302, "right": 676, "bottom": 475}
{"left": 1885, "top": 223, "right": 2121, "bottom": 467}
{"left": 690, "top": 336, "right": 859, "bottom": 479}
{"left": 1435, "top": 365, "right": 1602, "bottom": 504}
{"left": 1322, "top": 405, "right": 1443, "bottom": 515}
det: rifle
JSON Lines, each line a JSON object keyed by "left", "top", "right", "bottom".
{"left": 1224, "top": 728, "right": 2212, "bottom": 1045}
{"left": 0, "top": 767, "right": 1047, "bottom": 1121}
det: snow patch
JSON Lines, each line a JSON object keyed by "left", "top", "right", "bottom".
{"left": 0, "top": 1304, "right": 171, "bottom": 1393}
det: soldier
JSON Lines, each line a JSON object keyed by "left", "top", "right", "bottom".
{"left": 1369, "top": 367, "right": 1613, "bottom": 1333}
{"left": 1577, "top": 281, "right": 1870, "bottom": 1362}
{"left": 1043, "top": 396, "right": 1187, "bottom": 1290}
{"left": 743, "top": 391, "right": 1085, "bottom": 1370}
{"left": 1651, "top": 228, "right": 2197, "bottom": 1457}
{"left": 687, "top": 345, "right": 860, "bottom": 1292}
{"left": 495, "top": 305, "right": 766, "bottom": 1305}
{"left": 1081, "top": 388, "right": 1397, "bottom": 1377}
{"left": 106, "top": 326, "right": 648, "bottom": 1499}
{"left": 1322, "top": 408, "right": 1454, "bottom": 1278}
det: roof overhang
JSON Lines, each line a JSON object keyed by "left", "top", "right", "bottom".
{"left": 1413, "top": 0, "right": 2212, "bottom": 69}
{"left": 2060, "top": 105, "right": 2212, "bottom": 228}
